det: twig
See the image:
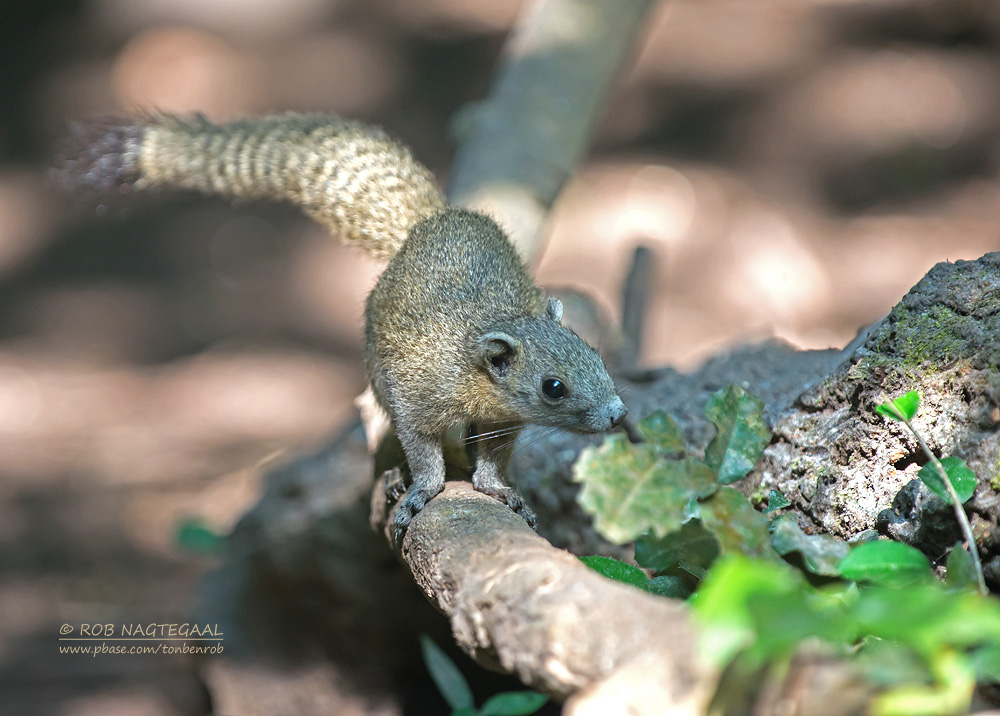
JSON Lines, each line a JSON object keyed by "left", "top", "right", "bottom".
{"left": 885, "top": 402, "right": 987, "bottom": 595}
{"left": 620, "top": 244, "right": 654, "bottom": 369}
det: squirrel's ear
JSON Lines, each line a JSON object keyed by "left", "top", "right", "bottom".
{"left": 546, "top": 297, "right": 563, "bottom": 324}
{"left": 476, "top": 331, "right": 522, "bottom": 379}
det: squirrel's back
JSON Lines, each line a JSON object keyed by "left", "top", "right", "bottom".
{"left": 56, "top": 113, "right": 446, "bottom": 261}
{"left": 364, "top": 210, "right": 546, "bottom": 427}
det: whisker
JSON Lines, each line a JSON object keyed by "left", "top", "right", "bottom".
{"left": 462, "top": 425, "right": 524, "bottom": 443}
{"left": 511, "top": 426, "right": 561, "bottom": 457}
{"left": 489, "top": 437, "right": 521, "bottom": 454}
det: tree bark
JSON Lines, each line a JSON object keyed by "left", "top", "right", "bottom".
{"left": 370, "top": 478, "right": 715, "bottom": 714}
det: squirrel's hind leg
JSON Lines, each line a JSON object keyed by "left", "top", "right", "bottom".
{"left": 390, "top": 424, "right": 446, "bottom": 543}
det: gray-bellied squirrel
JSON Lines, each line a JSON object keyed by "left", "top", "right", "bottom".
{"left": 57, "top": 113, "right": 628, "bottom": 538}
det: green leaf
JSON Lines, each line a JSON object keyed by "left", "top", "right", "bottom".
{"left": 419, "top": 635, "right": 474, "bottom": 712}
{"left": 578, "top": 555, "right": 648, "bottom": 591}
{"left": 763, "top": 490, "right": 791, "bottom": 514}
{"left": 574, "top": 434, "right": 718, "bottom": 544}
{"left": 875, "top": 390, "right": 920, "bottom": 422}
{"left": 647, "top": 575, "right": 693, "bottom": 599}
{"left": 973, "top": 644, "right": 1000, "bottom": 682}
{"left": 917, "top": 456, "right": 977, "bottom": 504}
{"left": 635, "top": 521, "right": 720, "bottom": 574}
{"left": 479, "top": 691, "right": 549, "bottom": 716}
{"left": 945, "top": 543, "right": 978, "bottom": 591}
{"left": 838, "top": 540, "right": 932, "bottom": 586}
{"left": 853, "top": 584, "right": 1000, "bottom": 654}
{"left": 857, "top": 637, "right": 933, "bottom": 687}
{"left": 873, "top": 648, "right": 975, "bottom": 716}
{"left": 704, "top": 385, "right": 772, "bottom": 484}
{"left": 770, "top": 514, "right": 850, "bottom": 577}
{"left": 745, "top": 588, "right": 856, "bottom": 661}
{"left": 637, "top": 410, "right": 686, "bottom": 453}
{"left": 698, "top": 487, "right": 778, "bottom": 561}
{"left": 174, "top": 517, "right": 224, "bottom": 556}
{"left": 691, "top": 556, "right": 803, "bottom": 666}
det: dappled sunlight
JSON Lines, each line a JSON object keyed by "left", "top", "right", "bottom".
{"left": 4, "top": 0, "right": 1000, "bottom": 707}
{"left": 720, "top": 206, "right": 832, "bottom": 328}
{"left": 789, "top": 50, "right": 990, "bottom": 152}
{"left": 0, "top": 350, "right": 359, "bottom": 487}
{"left": 112, "top": 27, "right": 262, "bottom": 117}
{"left": 95, "top": 0, "right": 337, "bottom": 38}
{"left": 615, "top": 165, "right": 698, "bottom": 247}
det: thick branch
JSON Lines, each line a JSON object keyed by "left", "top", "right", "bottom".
{"left": 446, "top": 0, "right": 656, "bottom": 263}
{"left": 370, "top": 479, "right": 716, "bottom": 714}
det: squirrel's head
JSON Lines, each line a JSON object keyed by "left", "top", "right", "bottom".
{"left": 474, "top": 297, "right": 627, "bottom": 433}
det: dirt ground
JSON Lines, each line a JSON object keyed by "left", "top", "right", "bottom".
{"left": 1, "top": 0, "right": 999, "bottom": 713}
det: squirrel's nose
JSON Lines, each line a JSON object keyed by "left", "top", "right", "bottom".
{"left": 609, "top": 397, "right": 628, "bottom": 428}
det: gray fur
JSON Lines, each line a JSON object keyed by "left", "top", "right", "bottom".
{"left": 365, "top": 210, "right": 626, "bottom": 538}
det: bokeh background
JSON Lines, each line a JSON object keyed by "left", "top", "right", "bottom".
{"left": 1, "top": 0, "right": 999, "bottom": 712}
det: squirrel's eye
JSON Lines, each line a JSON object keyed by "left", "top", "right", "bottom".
{"left": 542, "top": 377, "right": 568, "bottom": 400}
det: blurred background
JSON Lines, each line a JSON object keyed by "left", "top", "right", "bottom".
{"left": 1, "top": 0, "right": 999, "bottom": 712}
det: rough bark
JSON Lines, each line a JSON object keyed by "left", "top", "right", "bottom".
{"left": 371, "top": 479, "right": 715, "bottom": 715}
{"left": 757, "top": 251, "right": 1000, "bottom": 580}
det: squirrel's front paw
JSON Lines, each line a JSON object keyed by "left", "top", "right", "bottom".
{"left": 390, "top": 484, "right": 444, "bottom": 544}
{"left": 475, "top": 484, "right": 537, "bottom": 530}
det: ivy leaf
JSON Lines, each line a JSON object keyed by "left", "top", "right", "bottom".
{"left": 698, "top": 487, "right": 778, "bottom": 561}
{"left": 579, "top": 555, "right": 648, "bottom": 591}
{"left": 838, "top": 540, "right": 932, "bottom": 586}
{"left": 574, "top": 434, "right": 717, "bottom": 544}
{"left": 875, "top": 390, "right": 920, "bottom": 422}
{"left": 704, "top": 385, "right": 772, "bottom": 484}
{"left": 479, "top": 691, "right": 549, "bottom": 716}
{"left": 770, "top": 514, "right": 850, "bottom": 577}
{"left": 918, "top": 456, "right": 977, "bottom": 504}
{"left": 637, "top": 410, "right": 686, "bottom": 453}
{"left": 647, "top": 575, "right": 693, "bottom": 599}
{"left": 763, "top": 490, "right": 791, "bottom": 514}
{"left": 419, "top": 635, "right": 474, "bottom": 712}
{"left": 634, "top": 522, "right": 720, "bottom": 575}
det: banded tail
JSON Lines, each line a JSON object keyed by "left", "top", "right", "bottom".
{"left": 55, "top": 113, "right": 447, "bottom": 261}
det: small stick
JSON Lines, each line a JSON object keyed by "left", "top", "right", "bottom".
{"left": 884, "top": 401, "right": 987, "bottom": 595}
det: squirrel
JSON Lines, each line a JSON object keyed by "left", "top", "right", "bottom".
{"left": 57, "top": 112, "right": 628, "bottom": 538}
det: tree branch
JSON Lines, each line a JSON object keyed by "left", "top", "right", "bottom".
{"left": 446, "top": 0, "right": 657, "bottom": 264}
{"left": 370, "top": 478, "right": 716, "bottom": 714}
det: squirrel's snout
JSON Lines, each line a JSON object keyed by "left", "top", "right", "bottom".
{"left": 608, "top": 397, "right": 628, "bottom": 429}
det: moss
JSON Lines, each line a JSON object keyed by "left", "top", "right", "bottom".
{"left": 892, "top": 304, "right": 968, "bottom": 366}
{"left": 853, "top": 303, "right": 986, "bottom": 381}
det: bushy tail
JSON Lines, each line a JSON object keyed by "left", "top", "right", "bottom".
{"left": 55, "top": 113, "right": 447, "bottom": 261}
